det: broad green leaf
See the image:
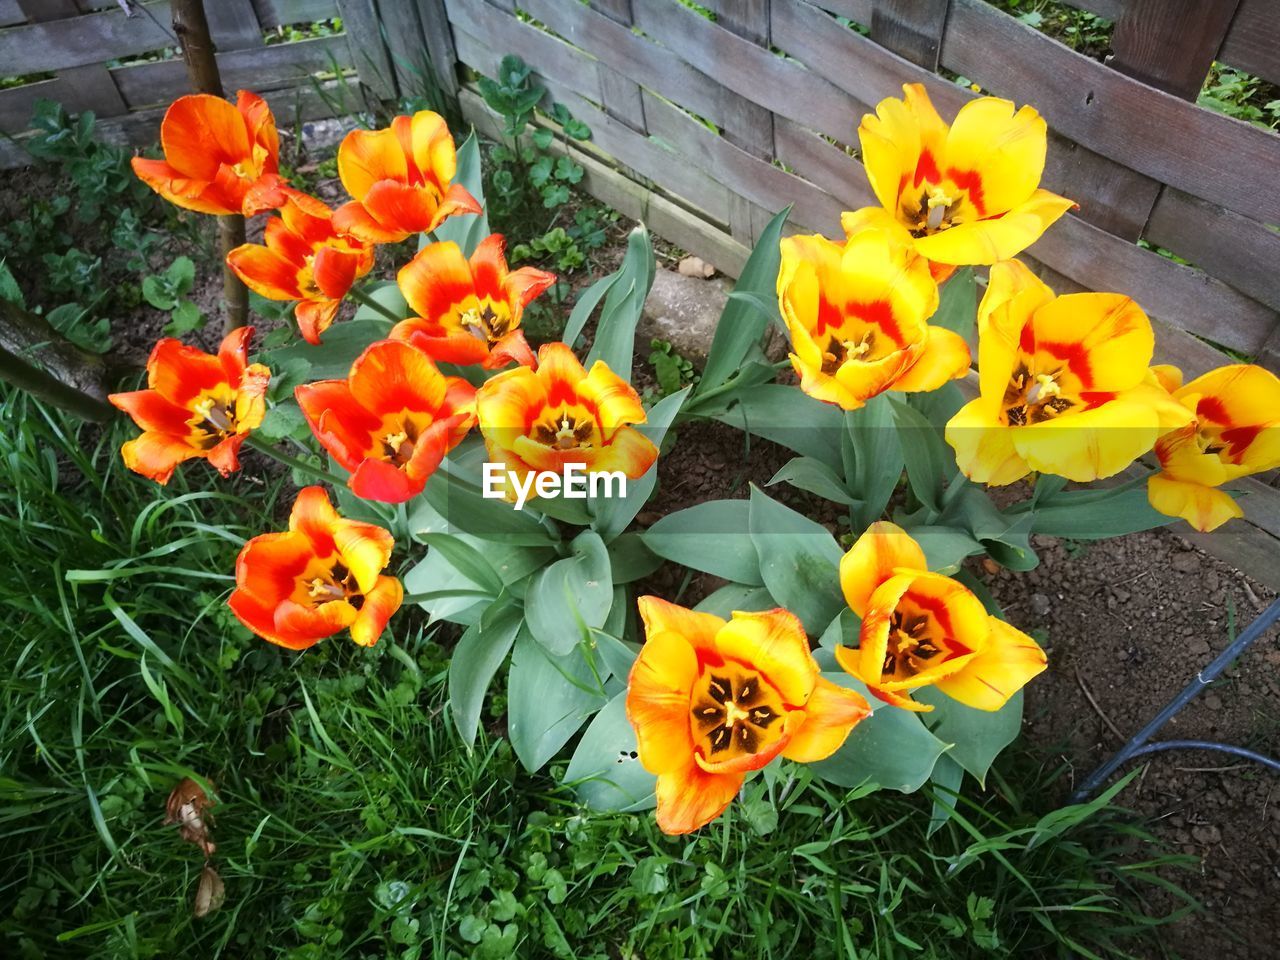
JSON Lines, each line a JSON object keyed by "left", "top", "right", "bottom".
{"left": 641, "top": 500, "right": 762, "bottom": 585}
{"left": 768, "top": 456, "right": 857, "bottom": 506}
{"left": 563, "top": 271, "right": 618, "bottom": 349}
{"left": 430, "top": 132, "right": 490, "bottom": 256}
{"left": 694, "top": 583, "right": 776, "bottom": 618}
{"left": 926, "top": 754, "right": 965, "bottom": 838}
{"left": 916, "top": 686, "right": 1024, "bottom": 788}
{"left": 593, "top": 387, "right": 688, "bottom": 541}
{"left": 449, "top": 598, "right": 522, "bottom": 746}
{"left": 818, "top": 608, "right": 860, "bottom": 651}
{"left": 407, "top": 495, "right": 555, "bottom": 589}
{"left": 748, "top": 486, "right": 843, "bottom": 634}
{"left": 351, "top": 280, "right": 408, "bottom": 324}
{"left": 712, "top": 384, "right": 845, "bottom": 471}
{"left": 508, "top": 632, "right": 609, "bottom": 772}
{"left": 593, "top": 626, "right": 640, "bottom": 681}
{"left": 1028, "top": 485, "right": 1175, "bottom": 539}
{"left": 585, "top": 226, "right": 654, "bottom": 380}
{"left": 562, "top": 692, "right": 655, "bottom": 812}
{"left": 931, "top": 266, "right": 976, "bottom": 342}
{"left": 264, "top": 317, "right": 391, "bottom": 380}
{"left": 525, "top": 530, "right": 613, "bottom": 655}
{"left": 845, "top": 396, "right": 903, "bottom": 529}
{"left": 890, "top": 397, "right": 947, "bottom": 514}
{"left": 903, "top": 524, "right": 983, "bottom": 574}
{"left": 422, "top": 463, "right": 554, "bottom": 545}
{"left": 607, "top": 532, "right": 663, "bottom": 584}
{"left": 699, "top": 206, "right": 790, "bottom": 393}
{"left": 402, "top": 549, "right": 488, "bottom": 625}
{"left": 809, "top": 699, "right": 950, "bottom": 793}
{"left": 418, "top": 533, "right": 504, "bottom": 596}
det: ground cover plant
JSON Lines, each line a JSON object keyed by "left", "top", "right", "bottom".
{"left": 4, "top": 67, "right": 1276, "bottom": 957}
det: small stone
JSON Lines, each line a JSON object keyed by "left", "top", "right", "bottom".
{"left": 1171, "top": 552, "right": 1199, "bottom": 574}
{"left": 1191, "top": 824, "right": 1222, "bottom": 845}
{"left": 1202, "top": 693, "right": 1223, "bottom": 710}
{"left": 1030, "top": 592, "right": 1051, "bottom": 616}
{"left": 1187, "top": 639, "right": 1211, "bottom": 656}
{"left": 638, "top": 269, "right": 732, "bottom": 365}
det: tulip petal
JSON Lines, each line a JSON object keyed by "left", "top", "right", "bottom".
{"left": 590, "top": 424, "right": 659, "bottom": 480}
{"left": 889, "top": 325, "right": 971, "bottom": 393}
{"left": 933, "top": 616, "right": 1046, "bottom": 711}
{"left": 946, "top": 397, "right": 1030, "bottom": 486}
{"left": 349, "top": 575, "right": 403, "bottom": 646}
{"left": 943, "top": 98, "right": 1046, "bottom": 218}
{"left": 109, "top": 389, "right": 192, "bottom": 435}
{"left": 839, "top": 521, "right": 928, "bottom": 618}
{"left": 485, "top": 329, "right": 537, "bottom": 370}
{"left": 296, "top": 299, "right": 341, "bottom": 345}
{"left": 781, "top": 678, "right": 871, "bottom": 762}
{"left": 337, "top": 126, "right": 408, "bottom": 201}
{"left": 146, "top": 338, "right": 226, "bottom": 406}
{"left": 626, "top": 625, "right": 699, "bottom": 777}
{"left": 654, "top": 758, "right": 742, "bottom": 835}
{"left": 637, "top": 596, "right": 724, "bottom": 654}
{"left": 712, "top": 607, "right": 816, "bottom": 706}
{"left": 160, "top": 94, "right": 250, "bottom": 180}
{"left": 397, "top": 239, "right": 474, "bottom": 320}
{"left": 333, "top": 519, "right": 395, "bottom": 595}
{"left": 913, "top": 189, "right": 1074, "bottom": 264}
{"left": 349, "top": 339, "right": 447, "bottom": 414}
{"left": 119, "top": 431, "right": 201, "bottom": 484}
{"left": 1011, "top": 393, "right": 1160, "bottom": 482}
{"left": 1147, "top": 473, "right": 1243, "bottom": 533}
{"left": 227, "top": 244, "right": 301, "bottom": 300}
{"left": 1028, "top": 291, "right": 1155, "bottom": 393}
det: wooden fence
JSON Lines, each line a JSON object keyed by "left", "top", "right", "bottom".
{"left": 0, "top": 0, "right": 455, "bottom": 166}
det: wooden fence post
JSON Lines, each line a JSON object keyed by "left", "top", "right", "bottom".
{"left": 589, "top": 1, "right": 647, "bottom": 136}
{"left": 337, "top": 0, "right": 400, "bottom": 102}
{"left": 1110, "top": 0, "right": 1241, "bottom": 101}
{"left": 870, "top": 0, "right": 951, "bottom": 71}
{"left": 414, "top": 0, "right": 462, "bottom": 102}
{"left": 172, "top": 0, "right": 249, "bottom": 335}
{"left": 714, "top": 0, "right": 775, "bottom": 246}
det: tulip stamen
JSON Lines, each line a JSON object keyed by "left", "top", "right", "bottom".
{"left": 382, "top": 429, "right": 416, "bottom": 464}
{"left": 306, "top": 577, "right": 344, "bottom": 601}
{"left": 192, "top": 396, "right": 235, "bottom": 435}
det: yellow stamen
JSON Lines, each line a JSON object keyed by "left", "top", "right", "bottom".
{"left": 192, "top": 397, "right": 232, "bottom": 432}
{"left": 925, "top": 187, "right": 954, "bottom": 231}
{"left": 1026, "top": 373, "right": 1061, "bottom": 405}
{"left": 307, "top": 577, "right": 343, "bottom": 601}
{"left": 842, "top": 337, "right": 872, "bottom": 360}
{"left": 554, "top": 416, "right": 578, "bottom": 450}
{"left": 723, "top": 700, "right": 750, "bottom": 726}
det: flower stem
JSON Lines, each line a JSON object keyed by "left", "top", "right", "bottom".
{"left": 245, "top": 434, "right": 345, "bottom": 486}
{"left": 347, "top": 285, "right": 404, "bottom": 324}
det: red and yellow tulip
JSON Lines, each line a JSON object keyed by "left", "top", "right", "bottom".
{"left": 837, "top": 523, "right": 1046, "bottom": 711}
{"left": 131, "top": 91, "right": 286, "bottom": 216}
{"left": 109, "top": 328, "right": 269, "bottom": 484}
{"left": 945, "top": 259, "right": 1191, "bottom": 485}
{"left": 295, "top": 340, "right": 475, "bottom": 503}
{"left": 627, "top": 597, "right": 869, "bottom": 835}
{"left": 1145, "top": 364, "right": 1280, "bottom": 532}
{"left": 331, "top": 111, "right": 481, "bottom": 243}
{"left": 778, "top": 229, "right": 970, "bottom": 410}
{"left": 391, "top": 234, "right": 555, "bottom": 370}
{"left": 474, "top": 342, "right": 658, "bottom": 502}
{"left": 228, "top": 486, "right": 402, "bottom": 649}
{"left": 226, "top": 190, "right": 374, "bottom": 344}
{"left": 843, "top": 83, "right": 1073, "bottom": 269}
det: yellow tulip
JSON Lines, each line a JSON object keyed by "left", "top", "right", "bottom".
{"left": 1146, "top": 364, "right": 1280, "bottom": 531}
{"left": 945, "top": 260, "right": 1192, "bottom": 485}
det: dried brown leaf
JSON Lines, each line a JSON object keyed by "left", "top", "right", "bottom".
{"left": 165, "top": 777, "right": 216, "bottom": 857}
{"left": 193, "top": 865, "right": 225, "bottom": 918}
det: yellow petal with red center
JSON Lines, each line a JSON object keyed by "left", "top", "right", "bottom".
{"left": 712, "top": 607, "right": 816, "bottom": 706}
{"left": 946, "top": 396, "right": 1030, "bottom": 485}
{"left": 890, "top": 325, "right": 971, "bottom": 393}
{"left": 476, "top": 365, "right": 544, "bottom": 442}
{"left": 654, "top": 757, "right": 743, "bottom": 835}
{"left": 1147, "top": 474, "right": 1243, "bottom": 532}
{"left": 858, "top": 83, "right": 946, "bottom": 217}
{"left": 410, "top": 111, "right": 457, "bottom": 186}
{"left": 838, "top": 573, "right": 914, "bottom": 685}
{"left": 288, "top": 485, "right": 342, "bottom": 543}
{"left": 889, "top": 573, "right": 990, "bottom": 686}
{"left": 332, "top": 518, "right": 395, "bottom": 594}
{"left": 837, "top": 228, "right": 938, "bottom": 335}
{"left": 337, "top": 126, "right": 408, "bottom": 201}
{"left": 119, "top": 432, "right": 202, "bottom": 484}
{"left": 580, "top": 360, "right": 646, "bottom": 435}
{"left": 831, "top": 351, "right": 919, "bottom": 407}
{"left": 1177, "top": 365, "right": 1280, "bottom": 478}
{"left": 637, "top": 595, "right": 724, "bottom": 653}
{"left": 626, "top": 625, "right": 699, "bottom": 777}
{"left": 943, "top": 97, "right": 1047, "bottom": 217}
{"left": 349, "top": 575, "right": 403, "bottom": 647}
{"left": 535, "top": 341, "right": 588, "bottom": 395}
{"left": 590, "top": 425, "right": 659, "bottom": 479}
{"left": 1011, "top": 393, "right": 1161, "bottom": 482}
{"left": 933, "top": 616, "right": 1047, "bottom": 711}
{"left": 840, "top": 206, "right": 914, "bottom": 245}
{"left": 839, "top": 521, "right": 928, "bottom": 618}
{"left": 978, "top": 259, "right": 1053, "bottom": 334}
{"left": 913, "top": 189, "right": 1074, "bottom": 265}
{"left": 868, "top": 686, "right": 933, "bottom": 711}
{"left": 1028, "top": 292, "right": 1155, "bottom": 393}
{"left": 781, "top": 678, "right": 871, "bottom": 762}
{"left": 694, "top": 710, "right": 804, "bottom": 775}
{"left": 234, "top": 362, "right": 270, "bottom": 432}
{"left": 227, "top": 243, "right": 301, "bottom": 301}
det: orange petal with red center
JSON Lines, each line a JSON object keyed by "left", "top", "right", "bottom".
{"left": 349, "top": 339, "right": 448, "bottom": 415}
{"left": 272, "top": 597, "right": 359, "bottom": 648}
{"left": 485, "top": 330, "right": 537, "bottom": 370}
{"left": 330, "top": 200, "right": 406, "bottom": 244}
{"left": 580, "top": 359, "right": 646, "bottom": 435}
{"left": 145, "top": 337, "right": 226, "bottom": 407}
{"left": 109, "top": 389, "right": 192, "bottom": 436}
{"left": 350, "top": 575, "right": 403, "bottom": 646}
{"left": 397, "top": 240, "right": 474, "bottom": 320}
{"left": 205, "top": 433, "right": 250, "bottom": 477}
{"left": 131, "top": 157, "right": 239, "bottom": 215}
{"left": 590, "top": 425, "right": 659, "bottom": 480}
{"left": 626, "top": 625, "right": 699, "bottom": 777}
{"left": 312, "top": 245, "right": 361, "bottom": 300}
{"left": 933, "top": 616, "right": 1047, "bottom": 710}
{"left": 839, "top": 521, "right": 928, "bottom": 618}
{"left": 781, "top": 678, "right": 871, "bottom": 762}
{"left": 337, "top": 126, "right": 408, "bottom": 201}
{"left": 654, "top": 757, "right": 742, "bottom": 835}
{"left": 636, "top": 595, "right": 724, "bottom": 655}
{"left": 263, "top": 217, "right": 313, "bottom": 267}
{"left": 506, "top": 264, "right": 558, "bottom": 310}
{"left": 713, "top": 607, "right": 816, "bottom": 706}
{"left": 409, "top": 110, "right": 457, "bottom": 188}
{"left": 288, "top": 485, "right": 342, "bottom": 553}
{"left": 295, "top": 379, "right": 380, "bottom": 470}
{"left": 296, "top": 299, "right": 340, "bottom": 345}
{"left": 395, "top": 325, "right": 492, "bottom": 367}
{"left": 119, "top": 431, "right": 201, "bottom": 484}
{"left": 360, "top": 181, "right": 442, "bottom": 238}
{"left": 227, "top": 244, "right": 301, "bottom": 301}
{"left": 160, "top": 94, "right": 250, "bottom": 180}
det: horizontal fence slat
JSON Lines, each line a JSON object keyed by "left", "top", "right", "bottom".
{"left": 941, "top": 0, "right": 1280, "bottom": 225}
{"left": 111, "top": 34, "right": 352, "bottom": 111}
{"left": 772, "top": 116, "right": 871, "bottom": 210}
{"left": 205, "top": 0, "right": 264, "bottom": 51}
{"left": 252, "top": 0, "right": 339, "bottom": 28}
{"left": 0, "top": 1, "right": 177, "bottom": 75}
{"left": 1029, "top": 212, "right": 1276, "bottom": 358}
{"left": 0, "top": 0, "right": 22, "bottom": 27}
{"left": 1219, "top": 0, "right": 1280, "bottom": 88}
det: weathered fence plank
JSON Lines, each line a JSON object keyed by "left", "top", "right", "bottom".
{"left": 204, "top": 0, "right": 264, "bottom": 51}
{"left": 16, "top": 0, "right": 129, "bottom": 120}
{"left": 0, "top": 1, "right": 176, "bottom": 75}
{"left": 335, "top": 0, "right": 397, "bottom": 99}
{"left": 870, "top": 0, "right": 950, "bottom": 71}
{"left": 252, "top": 0, "right": 340, "bottom": 28}
{"left": 1109, "top": 0, "right": 1239, "bottom": 100}
{"left": 413, "top": 0, "right": 460, "bottom": 98}
{"left": 1219, "top": 0, "right": 1280, "bottom": 88}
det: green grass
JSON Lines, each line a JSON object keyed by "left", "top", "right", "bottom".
{"left": 1, "top": 385, "right": 1194, "bottom": 959}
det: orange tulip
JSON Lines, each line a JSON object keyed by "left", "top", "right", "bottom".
{"left": 331, "top": 111, "right": 481, "bottom": 243}
{"left": 1146, "top": 364, "right": 1280, "bottom": 532}
{"left": 836, "top": 522, "right": 1046, "bottom": 712}
{"left": 295, "top": 340, "right": 476, "bottom": 503}
{"left": 391, "top": 234, "right": 555, "bottom": 369}
{"left": 845, "top": 83, "right": 1074, "bottom": 268}
{"left": 627, "top": 597, "right": 869, "bottom": 835}
{"left": 227, "top": 190, "right": 374, "bottom": 344}
{"left": 131, "top": 91, "right": 286, "bottom": 216}
{"left": 474, "top": 342, "right": 658, "bottom": 503}
{"left": 228, "top": 486, "right": 402, "bottom": 649}
{"left": 109, "top": 328, "right": 269, "bottom": 484}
